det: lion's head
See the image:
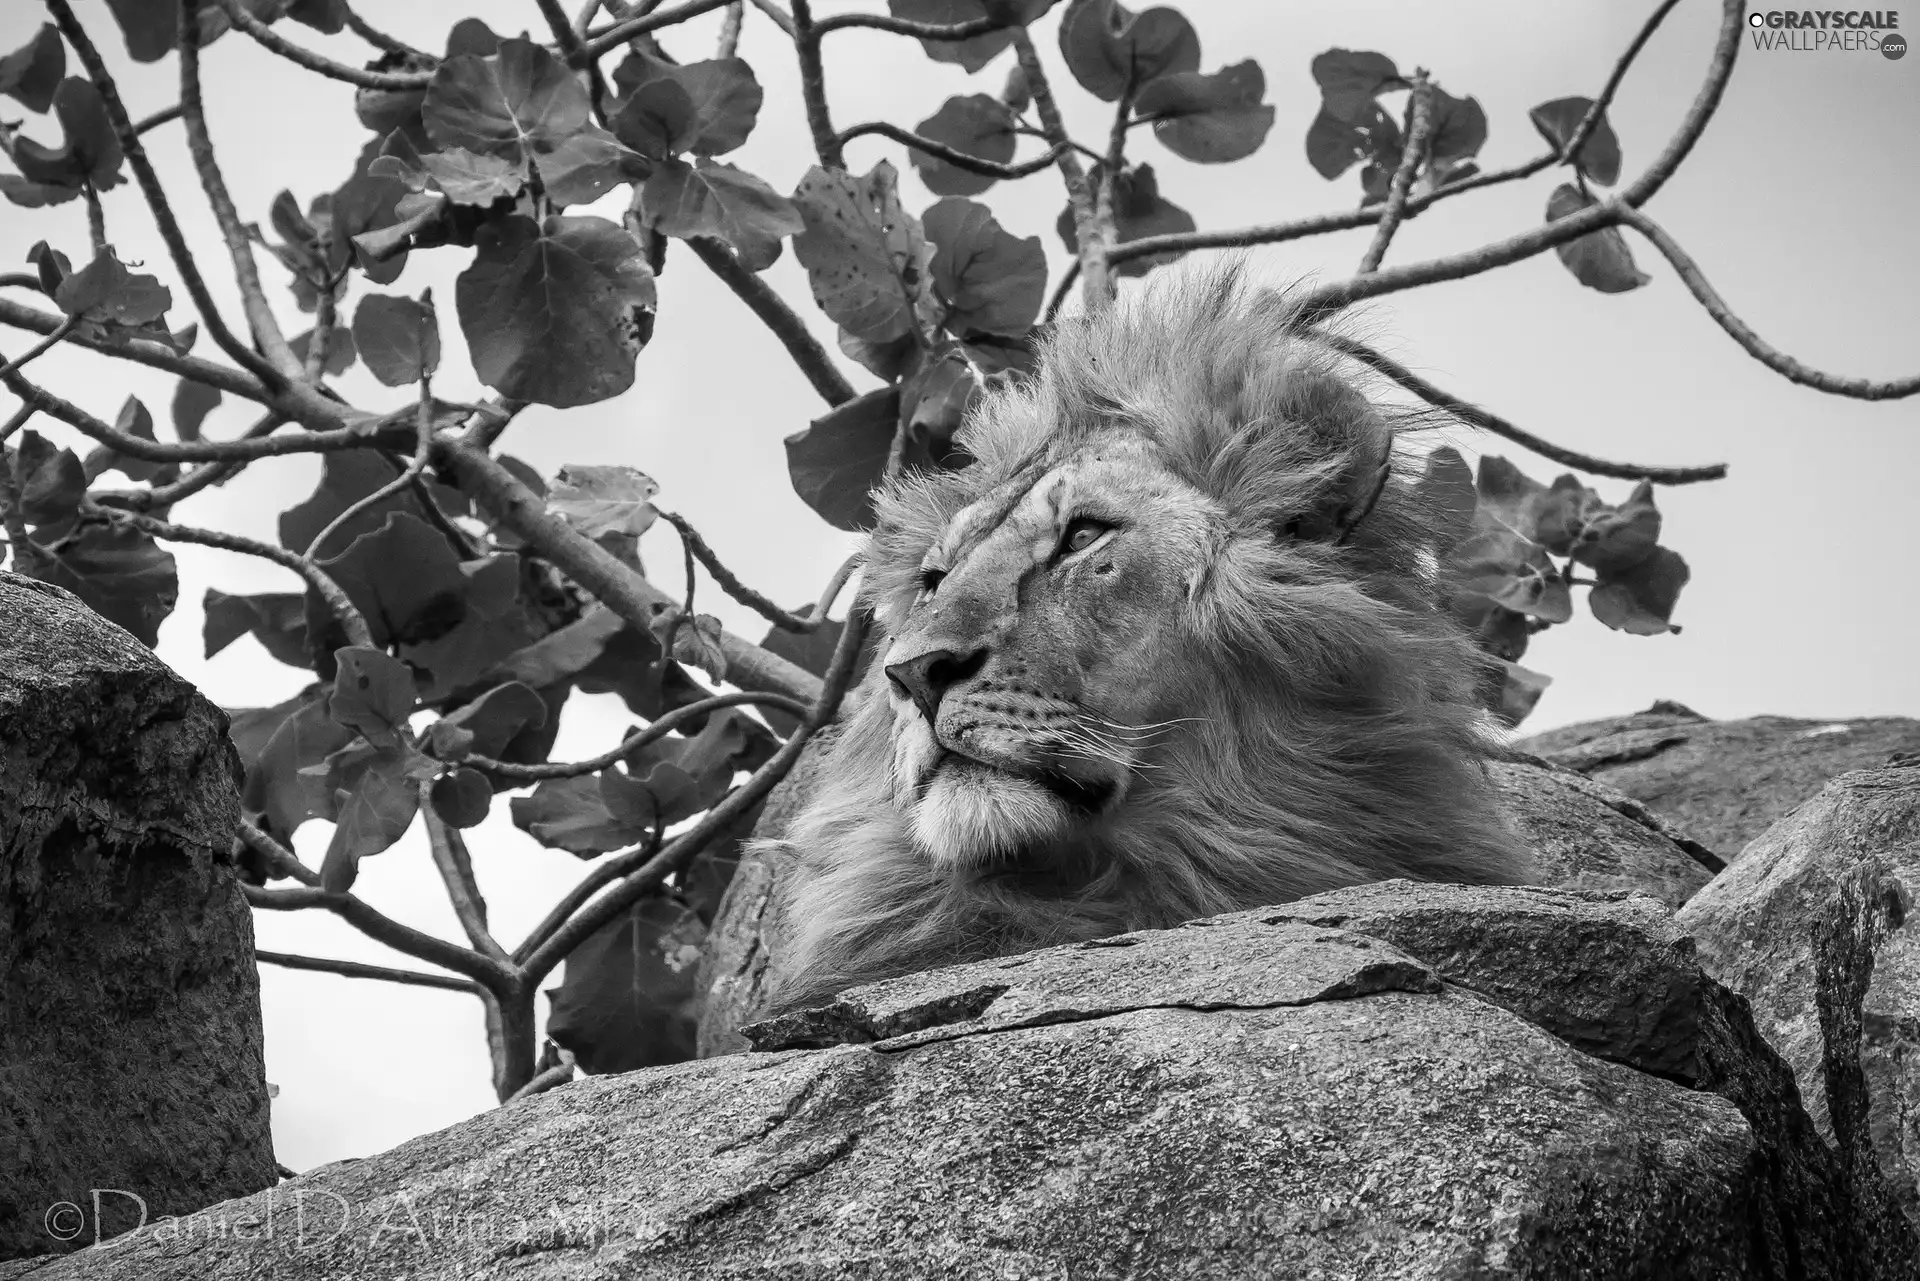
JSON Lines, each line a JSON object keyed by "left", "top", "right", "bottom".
{"left": 766, "top": 264, "right": 1532, "bottom": 1013}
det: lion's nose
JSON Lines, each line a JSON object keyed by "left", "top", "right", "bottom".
{"left": 884, "top": 647, "right": 986, "bottom": 723}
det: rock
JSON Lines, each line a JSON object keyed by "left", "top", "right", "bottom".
{"left": 31, "top": 883, "right": 1910, "bottom": 1280}
{"left": 693, "top": 753, "right": 1720, "bottom": 1056}
{"left": 0, "top": 574, "right": 277, "bottom": 1260}
{"left": 1677, "top": 764, "right": 1920, "bottom": 1237}
{"left": 1518, "top": 704, "right": 1920, "bottom": 861}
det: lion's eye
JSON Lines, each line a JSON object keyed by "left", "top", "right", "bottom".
{"left": 1059, "top": 518, "right": 1111, "bottom": 557}
{"left": 919, "top": 567, "right": 947, "bottom": 595}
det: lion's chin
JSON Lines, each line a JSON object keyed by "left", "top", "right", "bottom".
{"left": 909, "top": 757, "right": 1076, "bottom": 870}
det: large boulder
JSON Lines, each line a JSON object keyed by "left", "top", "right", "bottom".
{"left": 0, "top": 574, "right": 277, "bottom": 1259}
{"left": 694, "top": 751, "right": 1720, "bottom": 1057}
{"left": 1518, "top": 703, "right": 1920, "bottom": 860}
{"left": 24, "top": 883, "right": 1912, "bottom": 1280}
{"left": 1678, "top": 763, "right": 1920, "bottom": 1234}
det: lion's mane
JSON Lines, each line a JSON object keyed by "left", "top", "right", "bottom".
{"left": 763, "top": 263, "right": 1531, "bottom": 1014}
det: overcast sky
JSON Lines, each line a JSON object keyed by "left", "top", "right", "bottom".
{"left": 2, "top": 0, "right": 1915, "bottom": 1173}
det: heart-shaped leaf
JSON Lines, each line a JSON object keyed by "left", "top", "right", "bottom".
{"left": 328, "top": 645, "right": 419, "bottom": 748}
{"left": 785, "top": 385, "right": 902, "bottom": 531}
{"left": 923, "top": 197, "right": 1046, "bottom": 337}
{"left": 639, "top": 158, "right": 805, "bottom": 257}
{"left": 791, "top": 161, "right": 938, "bottom": 345}
{"left": 1134, "top": 60, "right": 1275, "bottom": 164}
{"left": 352, "top": 292, "right": 441, "bottom": 386}
{"left": 1058, "top": 0, "right": 1200, "bottom": 102}
{"left": 0, "top": 25, "right": 66, "bottom": 114}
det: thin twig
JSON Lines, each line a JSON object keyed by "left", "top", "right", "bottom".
{"left": 340, "top": 2, "right": 432, "bottom": 59}
{"left": 257, "top": 949, "right": 480, "bottom": 993}
{"left": 41, "top": 0, "right": 286, "bottom": 389}
{"left": 238, "top": 816, "right": 320, "bottom": 885}
{"left": 1312, "top": 331, "right": 1730, "bottom": 483}
{"left": 1356, "top": 75, "right": 1432, "bottom": 275}
{"left": 0, "top": 316, "right": 79, "bottom": 381}
{"left": 519, "top": 606, "right": 870, "bottom": 982}
{"left": 302, "top": 364, "right": 436, "bottom": 558}
{"left": 472, "top": 689, "right": 809, "bottom": 782}
{"left": 836, "top": 122, "right": 1067, "bottom": 180}
{"left": 82, "top": 184, "right": 107, "bottom": 255}
{"left": 1042, "top": 259, "right": 1081, "bottom": 323}
{"left": 212, "top": 0, "right": 433, "bottom": 89}
{"left": 1012, "top": 32, "right": 1101, "bottom": 306}
{"left": 92, "top": 412, "right": 287, "bottom": 512}
{"left": 716, "top": 0, "right": 745, "bottom": 56}
{"left": 1617, "top": 208, "right": 1920, "bottom": 402}
{"left": 1560, "top": 0, "right": 1684, "bottom": 171}
{"left": 684, "top": 238, "right": 854, "bottom": 405}
{"left": 0, "top": 297, "right": 276, "bottom": 405}
{"left": 133, "top": 104, "right": 183, "bottom": 136}
{"left": 302, "top": 289, "right": 337, "bottom": 385}
{"left": 180, "top": 4, "right": 303, "bottom": 381}
{"left": 244, "top": 883, "right": 515, "bottom": 989}
{"left": 504, "top": 1049, "right": 576, "bottom": 1103}
{"left": 746, "top": 0, "right": 795, "bottom": 37}
{"left": 580, "top": 0, "right": 738, "bottom": 59}
{"left": 535, "top": 0, "right": 611, "bottom": 119}
{"left": 421, "top": 785, "right": 509, "bottom": 963}
{"left": 431, "top": 437, "right": 826, "bottom": 705}
{"left": 1619, "top": 0, "right": 1743, "bottom": 208}
{"left": 789, "top": 0, "right": 843, "bottom": 168}
{"left": 659, "top": 511, "right": 857, "bottom": 632}
{"left": 812, "top": 10, "right": 1004, "bottom": 38}
{"left": 0, "top": 403, "right": 35, "bottom": 445}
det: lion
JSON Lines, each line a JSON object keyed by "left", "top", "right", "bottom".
{"left": 762, "top": 262, "right": 1533, "bottom": 1016}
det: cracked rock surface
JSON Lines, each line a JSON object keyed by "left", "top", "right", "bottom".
{"left": 0, "top": 573, "right": 276, "bottom": 1261}
{"left": 31, "top": 883, "right": 1914, "bottom": 1280}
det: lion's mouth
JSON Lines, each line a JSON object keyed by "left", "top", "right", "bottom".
{"left": 925, "top": 749, "right": 1118, "bottom": 813}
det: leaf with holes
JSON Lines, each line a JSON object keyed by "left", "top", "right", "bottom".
{"left": 909, "top": 94, "right": 1018, "bottom": 197}
{"left": 791, "top": 162, "right": 938, "bottom": 346}
{"left": 204, "top": 589, "right": 311, "bottom": 669}
{"left": 891, "top": 0, "right": 1055, "bottom": 73}
{"left": 1134, "top": 61, "right": 1274, "bottom": 164}
{"left": 785, "top": 386, "right": 901, "bottom": 531}
{"left": 1058, "top": 0, "right": 1199, "bottom": 102}
{"left": 924, "top": 197, "right": 1046, "bottom": 337}
{"left": 352, "top": 293, "right": 441, "bottom": 387}
{"left": 457, "top": 214, "right": 656, "bottom": 407}
{"left": 328, "top": 645, "right": 419, "bottom": 749}
{"left": 639, "top": 158, "right": 804, "bottom": 259}
{"left": 1305, "top": 99, "right": 1400, "bottom": 182}
{"left": 1545, "top": 184, "right": 1649, "bottom": 294}
{"left": 320, "top": 512, "right": 470, "bottom": 649}
{"left": 0, "top": 24, "right": 65, "bottom": 113}
{"left": 550, "top": 465, "right": 659, "bottom": 539}
{"left": 1529, "top": 96, "right": 1621, "bottom": 187}
{"left": 1590, "top": 546, "right": 1688, "bottom": 636}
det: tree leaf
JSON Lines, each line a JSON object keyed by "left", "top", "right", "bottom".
{"left": 639, "top": 158, "right": 805, "bottom": 257}
{"left": 19, "top": 519, "right": 178, "bottom": 647}
{"left": 401, "top": 556, "right": 543, "bottom": 701}
{"left": 172, "top": 378, "right": 222, "bottom": 441}
{"left": 1304, "top": 100, "right": 1399, "bottom": 182}
{"left": 549, "top": 464, "right": 660, "bottom": 539}
{"left": 280, "top": 450, "right": 467, "bottom": 559}
{"left": 1447, "top": 528, "right": 1572, "bottom": 624}
{"left": 1590, "top": 545, "right": 1689, "bottom": 636}
{"left": 923, "top": 197, "right": 1046, "bottom": 337}
{"left": 1055, "top": 162, "right": 1194, "bottom": 278}
{"left": 784, "top": 386, "right": 901, "bottom": 531}
{"left": 9, "top": 429, "right": 84, "bottom": 526}
{"left": 890, "top": 0, "right": 1054, "bottom": 73}
{"left": 1528, "top": 96, "right": 1622, "bottom": 187}
{"left": 900, "top": 344, "right": 980, "bottom": 454}
{"left": 328, "top": 645, "right": 419, "bottom": 749}
{"left": 791, "top": 161, "right": 938, "bottom": 345}
{"left": 657, "top": 610, "right": 727, "bottom": 684}
{"left": 1057, "top": 0, "right": 1200, "bottom": 102}
{"left": 611, "top": 55, "right": 764, "bottom": 156}
{"left": 756, "top": 612, "right": 879, "bottom": 735}
{"left": 545, "top": 895, "right": 705, "bottom": 1073}
{"left": 909, "top": 94, "right": 1018, "bottom": 197}
{"left": 83, "top": 397, "right": 170, "bottom": 484}
{"left": 4, "top": 78, "right": 125, "bottom": 194}
{"left": 53, "top": 250, "right": 171, "bottom": 326}
{"left": 611, "top": 78, "right": 699, "bottom": 161}
{"left": 1133, "top": 60, "right": 1275, "bottom": 164}
{"left": 1413, "top": 445, "right": 1476, "bottom": 551}
{"left": 351, "top": 292, "right": 441, "bottom": 386}
{"left": 0, "top": 25, "right": 66, "bottom": 113}
{"left": 204, "top": 588, "right": 311, "bottom": 668}
{"left": 1426, "top": 87, "right": 1487, "bottom": 167}
{"left": 314, "top": 740, "right": 436, "bottom": 891}
{"left": 288, "top": 323, "right": 358, "bottom": 376}
{"left": 457, "top": 214, "right": 656, "bottom": 408}
{"left": 1309, "top": 49, "right": 1406, "bottom": 123}
{"left": 416, "top": 147, "right": 524, "bottom": 206}
{"left": 430, "top": 767, "right": 492, "bottom": 828}
{"left": 320, "top": 511, "right": 470, "bottom": 648}
{"left": 1545, "top": 184, "right": 1649, "bottom": 294}
{"left": 439, "top": 679, "right": 549, "bottom": 759}
{"left": 236, "top": 687, "right": 356, "bottom": 841}
{"left": 1489, "top": 659, "right": 1552, "bottom": 729}
{"left": 101, "top": 0, "right": 181, "bottom": 62}
{"left": 423, "top": 36, "right": 591, "bottom": 165}
{"left": 509, "top": 773, "right": 649, "bottom": 856}
{"left": 1473, "top": 454, "right": 1554, "bottom": 542}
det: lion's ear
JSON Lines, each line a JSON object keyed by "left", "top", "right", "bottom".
{"left": 1270, "top": 369, "right": 1395, "bottom": 545}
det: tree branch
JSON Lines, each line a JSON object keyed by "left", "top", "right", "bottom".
{"left": 684, "top": 237, "right": 854, "bottom": 406}
{"left": 430, "top": 436, "right": 827, "bottom": 704}
{"left": 256, "top": 949, "right": 480, "bottom": 993}
{"left": 580, "top": 0, "right": 739, "bottom": 59}
{"left": 1560, "top": 0, "right": 1684, "bottom": 170}
{"left": 746, "top": 0, "right": 795, "bottom": 38}
{"left": 469, "top": 689, "right": 809, "bottom": 781}
{"left": 1012, "top": 32, "right": 1102, "bottom": 306}
{"left": 237, "top": 816, "right": 319, "bottom": 885}
{"left": 0, "top": 297, "right": 279, "bottom": 406}
{"left": 1312, "top": 330, "right": 1730, "bottom": 483}
{"left": 180, "top": 3, "right": 304, "bottom": 382}
{"left": 788, "top": 0, "right": 844, "bottom": 168}
{"left": 836, "top": 122, "right": 1067, "bottom": 179}
{"left": 134, "top": 104, "right": 183, "bottom": 136}
{"left": 660, "top": 511, "right": 857, "bottom": 632}
{"left": 519, "top": 606, "right": 870, "bottom": 982}
{"left": 421, "top": 787, "right": 509, "bottom": 964}
{"left": 244, "top": 883, "right": 516, "bottom": 990}
{"left": 1620, "top": 0, "right": 1743, "bottom": 208}
{"left": 1617, "top": 208, "right": 1920, "bottom": 402}
{"left": 812, "top": 10, "right": 1006, "bottom": 38}
{"left": 41, "top": 0, "right": 286, "bottom": 389}
{"left": 211, "top": 0, "right": 434, "bottom": 89}
{"left": 0, "top": 316, "right": 79, "bottom": 381}
{"left": 1356, "top": 75, "right": 1432, "bottom": 274}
